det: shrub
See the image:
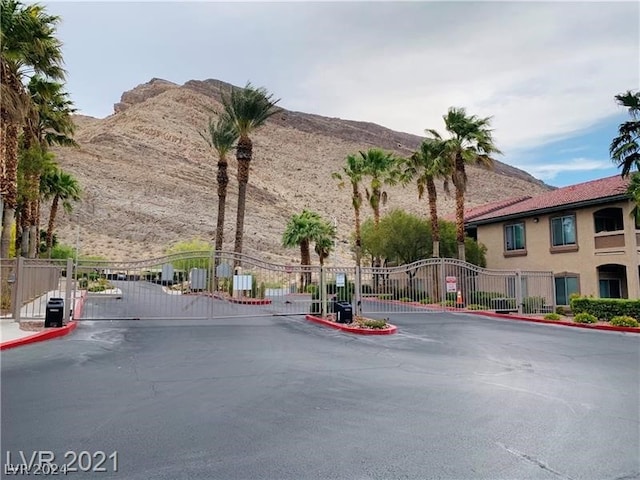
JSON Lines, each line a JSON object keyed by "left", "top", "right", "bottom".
{"left": 544, "top": 313, "right": 562, "bottom": 321}
{"left": 258, "top": 282, "right": 266, "bottom": 299}
{"left": 574, "top": 312, "right": 597, "bottom": 324}
{"left": 360, "top": 319, "right": 387, "bottom": 329}
{"left": 466, "top": 304, "right": 484, "bottom": 310}
{"left": 556, "top": 306, "right": 571, "bottom": 316}
{"left": 469, "top": 291, "right": 503, "bottom": 308}
{"left": 570, "top": 297, "right": 640, "bottom": 321}
{"left": 610, "top": 316, "right": 639, "bottom": 327}
{"left": 377, "top": 294, "right": 393, "bottom": 300}
{"left": 78, "top": 278, "right": 88, "bottom": 289}
{"left": 419, "top": 298, "right": 434, "bottom": 305}
{"left": 399, "top": 297, "right": 412, "bottom": 303}
{"left": 87, "top": 285, "right": 107, "bottom": 292}
{"left": 305, "top": 284, "right": 318, "bottom": 294}
{"left": 441, "top": 300, "right": 455, "bottom": 307}
{"left": 523, "top": 296, "right": 546, "bottom": 314}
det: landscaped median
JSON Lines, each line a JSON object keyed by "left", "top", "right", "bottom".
{"left": 305, "top": 314, "right": 397, "bottom": 335}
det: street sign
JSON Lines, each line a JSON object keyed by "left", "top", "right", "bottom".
{"left": 336, "top": 272, "right": 346, "bottom": 287}
{"left": 446, "top": 276, "right": 457, "bottom": 293}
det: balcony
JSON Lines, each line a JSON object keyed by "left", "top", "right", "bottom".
{"left": 594, "top": 232, "right": 625, "bottom": 249}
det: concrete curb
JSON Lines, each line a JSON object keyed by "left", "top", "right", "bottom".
{"left": 305, "top": 314, "right": 397, "bottom": 335}
{"left": 0, "top": 321, "right": 78, "bottom": 351}
{"left": 72, "top": 291, "right": 87, "bottom": 320}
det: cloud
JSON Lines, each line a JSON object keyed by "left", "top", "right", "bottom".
{"left": 516, "top": 158, "right": 614, "bottom": 181}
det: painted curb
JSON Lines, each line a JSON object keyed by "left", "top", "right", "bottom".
{"left": 368, "top": 297, "right": 639, "bottom": 334}
{"left": 211, "top": 293, "right": 272, "bottom": 305}
{"left": 467, "top": 310, "right": 640, "bottom": 334}
{"left": 72, "top": 291, "right": 87, "bottom": 320}
{"left": 0, "top": 321, "right": 78, "bottom": 351}
{"left": 305, "top": 314, "right": 397, "bottom": 335}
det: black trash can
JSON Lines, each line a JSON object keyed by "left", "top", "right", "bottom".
{"left": 44, "top": 298, "right": 64, "bottom": 328}
{"left": 335, "top": 301, "right": 353, "bottom": 324}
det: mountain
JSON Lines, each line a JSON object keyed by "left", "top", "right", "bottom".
{"left": 51, "top": 78, "right": 551, "bottom": 262}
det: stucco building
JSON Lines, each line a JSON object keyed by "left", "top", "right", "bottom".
{"left": 464, "top": 175, "right": 639, "bottom": 305}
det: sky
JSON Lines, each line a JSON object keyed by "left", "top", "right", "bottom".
{"left": 44, "top": 1, "right": 639, "bottom": 187}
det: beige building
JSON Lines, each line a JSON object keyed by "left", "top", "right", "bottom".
{"left": 465, "top": 175, "right": 639, "bottom": 304}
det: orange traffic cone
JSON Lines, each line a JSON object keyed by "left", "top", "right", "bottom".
{"left": 456, "top": 290, "right": 464, "bottom": 308}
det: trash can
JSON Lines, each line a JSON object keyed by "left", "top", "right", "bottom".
{"left": 44, "top": 298, "right": 64, "bottom": 328}
{"left": 335, "top": 301, "right": 353, "bottom": 324}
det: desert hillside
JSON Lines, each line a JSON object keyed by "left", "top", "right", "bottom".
{"left": 51, "top": 78, "right": 551, "bottom": 263}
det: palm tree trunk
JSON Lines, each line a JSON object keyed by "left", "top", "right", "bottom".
{"left": 0, "top": 122, "right": 19, "bottom": 259}
{"left": 46, "top": 195, "right": 59, "bottom": 256}
{"left": 454, "top": 156, "right": 466, "bottom": 262}
{"left": 234, "top": 136, "right": 252, "bottom": 266}
{"left": 354, "top": 204, "right": 362, "bottom": 267}
{"left": 28, "top": 171, "right": 40, "bottom": 258}
{"left": 426, "top": 178, "right": 440, "bottom": 258}
{"left": 19, "top": 207, "right": 29, "bottom": 256}
{"left": 300, "top": 238, "right": 311, "bottom": 292}
{"left": 213, "top": 157, "right": 229, "bottom": 291}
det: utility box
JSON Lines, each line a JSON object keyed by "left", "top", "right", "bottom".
{"left": 335, "top": 301, "right": 353, "bottom": 324}
{"left": 189, "top": 268, "right": 208, "bottom": 291}
{"left": 44, "top": 298, "right": 64, "bottom": 328}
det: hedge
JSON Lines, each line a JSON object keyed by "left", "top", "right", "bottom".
{"left": 570, "top": 297, "right": 640, "bottom": 321}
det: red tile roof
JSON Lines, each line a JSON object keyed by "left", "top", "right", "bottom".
{"left": 444, "top": 196, "right": 531, "bottom": 222}
{"left": 470, "top": 175, "right": 631, "bottom": 224}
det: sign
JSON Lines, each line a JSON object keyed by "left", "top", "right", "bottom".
{"left": 285, "top": 265, "right": 293, "bottom": 274}
{"left": 233, "top": 274, "right": 253, "bottom": 291}
{"left": 445, "top": 276, "right": 457, "bottom": 293}
{"left": 216, "top": 263, "right": 232, "bottom": 278}
{"left": 335, "top": 272, "right": 346, "bottom": 287}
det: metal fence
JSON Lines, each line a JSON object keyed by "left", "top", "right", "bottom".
{"left": 0, "top": 253, "right": 555, "bottom": 321}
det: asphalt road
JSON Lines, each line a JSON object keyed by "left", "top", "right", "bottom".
{"left": 2, "top": 310, "right": 639, "bottom": 479}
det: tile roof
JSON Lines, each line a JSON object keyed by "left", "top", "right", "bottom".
{"left": 470, "top": 175, "right": 631, "bottom": 224}
{"left": 444, "top": 196, "right": 531, "bottom": 222}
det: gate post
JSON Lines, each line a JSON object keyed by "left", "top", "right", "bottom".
{"left": 354, "top": 266, "right": 362, "bottom": 316}
{"left": 320, "top": 266, "right": 327, "bottom": 317}
{"left": 439, "top": 257, "right": 446, "bottom": 311}
{"left": 12, "top": 257, "right": 24, "bottom": 322}
{"left": 64, "top": 258, "right": 73, "bottom": 323}
{"left": 515, "top": 270, "right": 523, "bottom": 315}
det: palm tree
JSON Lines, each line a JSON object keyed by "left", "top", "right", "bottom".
{"left": 22, "top": 76, "right": 76, "bottom": 257}
{"left": 430, "top": 107, "right": 501, "bottom": 261}
{"left": 627, "top": 172, "right": 640, "bottom": 224}
{"left": 282, "top": 210, "right": 332, "bottom": 291}
{"left": 610, "top": 90, "right": 640, "bottom": 177}
{"left": 0, "top": 0, "right": 64, "bottom": 258}
{"left": 200, "top": 114, "right": 238, "bottom": 253}
{"left": 332, "top": 154, "right": 366, "bottom": 267}
{"left": 314, "top": 222, "right": 337, "bottom": 267}
{"left": 360, "top": 149, "right": 398, "bottom": 228}
{"left": 220, "top": 82, "right": 280, "bottom": 264}
{"left": 401, "top": 138, "right": 453, "bottom": 258}
{"left": 41, "top": 168, "right": 80, "bottom": 256}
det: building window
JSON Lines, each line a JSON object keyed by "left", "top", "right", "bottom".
{"left": 504, "top": 223, "right": 525, "bottom": 251}
{"left": 599, "top": 279, "right": 622, "bottom": 298}
{"left": 551, "top": 214, "right": 576, "bottom": 247}
{"left": 594, "top": 208, "right": 623, "bottom": 233}
{"left": 555, "top": 276, "right": 579, "bottom": 305}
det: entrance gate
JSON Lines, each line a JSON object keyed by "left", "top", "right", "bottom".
{"left": 1, "top": 254, "right": 555, "bottom": 321}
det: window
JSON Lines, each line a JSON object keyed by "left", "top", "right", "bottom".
{"left": 555, "top": 276, "right": 579, "bottom": 305}
{"left": 599, "top": 279, "right": 621, "bottom": 298}
{"left": 504, "top": 223, "right": 525, "bottom": 251}
{"left": 594, "top": 208, "right": 623, "bottom": 233}
{"left": 551, "top": 214, "right": 576, "bottom": 247}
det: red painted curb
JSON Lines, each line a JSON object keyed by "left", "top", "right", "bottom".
{"left": 467, "top": 310, "right": 640, "bottom": 333}
{"left": 0, "top": 321, "right": 78, "bottom": 351}
{"left": 228, "top": 298, "right": 272, "bottom": 305}
{"left": 305, "top": 314, "right": 397, "bottom": 335}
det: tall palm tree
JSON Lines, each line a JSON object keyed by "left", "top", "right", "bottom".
{"left": 610, "top": 90, "right": 640, "bottom": 177}
{"left": 41, "top": 168, "right": 80, "bottom": 256}
{"left": 220, "top": 82, "right": 280, "bottom": 265}
{"left": 0, "top": 0, "right": 64, "bottom": 258}
{"left": 401, "top": 137, "right": 453, "bottom": 258}
{"left": 627, "top": 172, "right": 640, "bottom": 224}
{"left": 200, "top": 114, "right": 238, "bottom": 254}
{"left": 282, "top": 210, "right": 332, "bottom": 291}
{"left": 430, "top": 107, "right": 501, "bottom": 261}
{"left": 22, "top": 76, "right": 76, "bottom": 257}
{"left": 332, "top": 154, "right": 366, "bottom": 267}
{"left": 360, "top": 148, "right": 398, "bottom": 228}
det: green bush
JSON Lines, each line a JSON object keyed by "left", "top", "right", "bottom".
{"left": 360, "top": 319, "right": 387, "bottom": 329}
{"left": 523, "top": 296, "right": 546, "bottom": 314}
{"left": 377, "top": 294, "right": 393, "bottom": 300}
{"left": 305, "top": 284, "right": 317, "bottom": 294}
{"left": 441, "top": 300, "right": 456, "bottom": 307}
{"left": 570, "top": 297, "right": 640, "bottom": 321}
{"left": 419, "top": 298, "right": 434, "bottom": 305}
{"left": 610, "top": 316, "right": 639, "bottom": 327}
{"left": 258, "top": 282, "right": 266, "bottom": 299}
{"left": 544, "top": 313, "right": 562, "bottom": 321}
{"left": 466, "top": 304, "right": 484, "bottom": 310}
{"left": 556, "top": 306, "right": 571, "bottom": 316}
{"left": 399, "top": 297, "right": 412, "bottom": 302}
{"left": 78, "top": 278, "right": 88, "bottom": 289}
{"left": 87, "top": 285, "right": 107, "bottom": 292}
{"left": 574, "top": 312, "right": 598, "bottom": 324}
{"left": 469, "top": 291, "right": 503, "bottom": 308}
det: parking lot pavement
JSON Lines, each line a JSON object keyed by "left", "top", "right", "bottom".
{"left": 2, "top": 311, "right": 638, "bottom": 479}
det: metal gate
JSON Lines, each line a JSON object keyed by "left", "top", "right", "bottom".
{"left": 360, "top": 258, "right": 555, "bottom": 316}
{"left": 77, "top": 251, "right": 322, "bottom": 320}
{"left": 1, "top": 254, "right": 555, "bottom": 322}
